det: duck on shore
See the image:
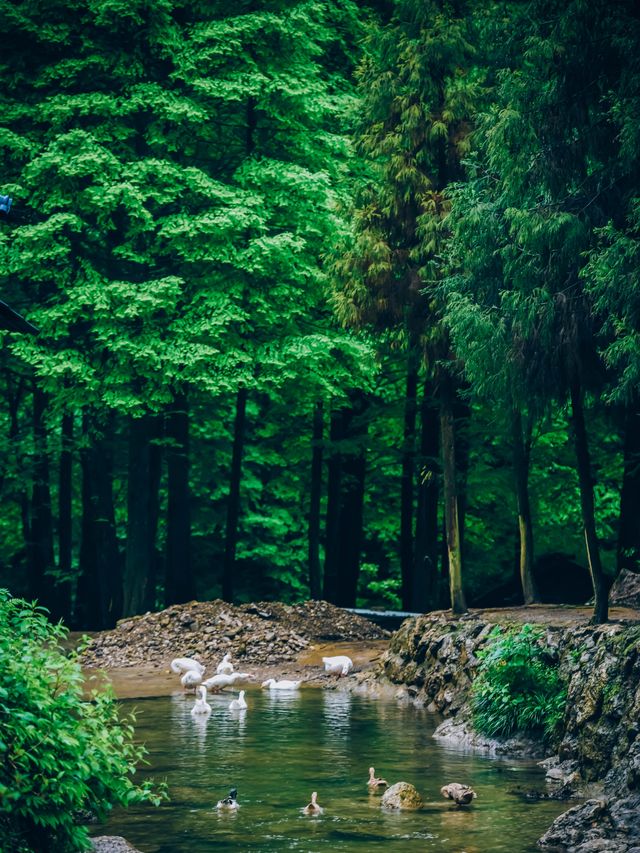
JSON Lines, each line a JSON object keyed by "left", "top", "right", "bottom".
{"left": 171, "top": 657, "right": 205, "bottom": 675}
{"left": 216, "top": 653, "right": 234, "bottom": 675}
{"left": 322, "top": 655, "right": 353, "bottom": 676}
{"left": 202, "top": 673, "right": 235, "bottom": 691}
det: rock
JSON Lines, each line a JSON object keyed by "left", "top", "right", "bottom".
{"left": 91, "top": 837, "right": 142, "bottom": 853}
{"left": 81, "top": 599, "right": 388, "bottom": 669}
{"left": 380, "top": 781, "right": 423, "bottom": 810}
{"left": 433, "top": 717, "right": 548, "bottom": 759}
{"left": 610, "top": 569, "right": 640, "bottom": 609}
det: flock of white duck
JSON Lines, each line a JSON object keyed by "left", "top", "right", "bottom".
{"left": 170, "top": 652, "right": 476, "bottom": 814}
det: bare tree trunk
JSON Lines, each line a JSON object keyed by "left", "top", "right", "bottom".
{"left": 323, "top": 406, "right": 343, "bottom": 603}
{"left": 29, "top": 386, "right": 57, "bottom": 614}
{"left": 618, "top": 399, "right": 640, "bottom": 575}
{"left": 165, "top": 393, "right": 194, "bottom": 606}
{"left": 308, "top": 400, "right": 323, "bottom": 599}
{"left": 57, "top": 411, "right": 74, "bottom": 623}
{"left": 400, "top": 352, "right": 418, "bottom": 610}
{"left": 570, "top": 381, "right": 608, "bottom": 624}
{"left": 512, "top": 407, "right": 539, "bottom": 604}
{"left": 123, "top": 413, "right": 160, "bottom": 616}
{"left": 413, "top": 377, "right": 440, "bottom": 611}
{"left": 222, "top": 386, "right": 248, "bottom": 603}
{"left": 439, "top": 379, "right": 467, "bottom": 614}
{"left": 76, "top": 413, "right": 121, "bottom": 629}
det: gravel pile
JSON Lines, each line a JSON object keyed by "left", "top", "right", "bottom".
{"left": 81, "top": 599, "right": 388, "bottom": 669}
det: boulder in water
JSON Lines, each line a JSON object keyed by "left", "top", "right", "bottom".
{"left": 380, "top": 781, "right": 423, "bottom": 810}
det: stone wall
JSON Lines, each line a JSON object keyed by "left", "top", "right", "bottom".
{"left": 376, "top": 612, "right": 640, "bottom": 851}
{"left": 377, "top": 612, "right": 640, "bottom": 791}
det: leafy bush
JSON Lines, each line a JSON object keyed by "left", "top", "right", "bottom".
{"left": 0, "top": 592, "right": 165, "bottom": 853}
{"left": 470, "top": 624, "right": 567, "bottom": 743}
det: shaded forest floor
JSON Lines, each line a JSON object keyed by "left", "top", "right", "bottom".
{"left": 74, "top": 600, "right": 640, "bottom": 699}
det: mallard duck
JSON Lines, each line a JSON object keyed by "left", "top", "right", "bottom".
{"left": 440, "top": 783, "right": 477, "bottom": 805}
{"left": 367, "top": 767, "right": 388, "bottom": 790}
{"left": 216, "top": 653, "right": 234, "bottom": 675}
{"left": 302, "top": 791, "right": 323, "bottom": 815}
{"left": 229, "top": 690, "right": 247, "bottom": 711}
{"left": 191, "top": 685, "right": 211, "bottom": 716}
{"left": 216, "top": 788, "right": 239, "bottom": 810}
{"left": 202, "top": 673, "right": 235, "bottom": 691}
{"left": 181, "top": 669, "right": 203, "bottom": 690}
{"left": 261, "top": 678, "right": 301, "bottom": 690}
{"left": 322, "top": 655, "right": 353, "bottom": 676}
{"left": 171, "top": 657, "right": 205, "bottom": 675}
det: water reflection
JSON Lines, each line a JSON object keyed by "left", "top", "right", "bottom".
{"left": 97, "top": 692, "right": 570, "bottom": 853}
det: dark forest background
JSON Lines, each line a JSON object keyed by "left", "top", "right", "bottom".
{"left": 0, "top": 0, "right": 638, "bottom": 628}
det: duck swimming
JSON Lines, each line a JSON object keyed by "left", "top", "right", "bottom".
{"left": 191, "top": 685, "right": 211, "bottom": 716}
{"left": 302, "top": 791, "right": 323, "bottom": 815}
{"left": 229, "top": 690, "right": 247, "bottom": 711}
{"left": 216, "top": 788, "right": 239, "bottom": 810}
{"left": 322, "top": 655, "right": 353, "bottom": 676}
{"left": 440, "top": 783, "right": 477, "bottom": 805}
{"left": 261, "top": 678, "right": 301, "bottom": 690}
{"left": 367, "top": 767, "right": 388, "bottom": 790}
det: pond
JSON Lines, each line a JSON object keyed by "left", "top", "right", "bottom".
{"left": 95, "top": 689, "right": 568, "bottom": 852}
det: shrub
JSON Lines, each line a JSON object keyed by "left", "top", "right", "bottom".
{"left": 0, "top": 592, "right": 165, "bottom": 853}
{"left": 470, "top": 624, "right": 567, "bottom": 743}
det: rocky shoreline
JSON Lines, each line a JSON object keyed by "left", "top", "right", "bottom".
{"left": 367, "top": 609, "right": 640, "bottom": 852}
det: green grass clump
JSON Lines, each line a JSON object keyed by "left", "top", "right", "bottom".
{"left": 0, "top": 591, "right": 166, "bottom": 852}
{"left": 471, "top": 624, "right": 567, "bottom": 743}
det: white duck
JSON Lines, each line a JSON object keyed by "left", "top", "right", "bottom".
{"left": 229, "top": 690, "right": 248, "bottom": 711}
{"left": 302, "top": 791, "right": 323, "bottom": 815}
{"left": 202, "top": 672, "right": 236, "bottom": 691}
{"left": 181, "top": 669, "right": 203, "bottom": 690}
{"left": 216, "top": 788, "right": 239, "bottom": 811}
{"left": 322, "top": 655, "right": 353, "bottom": 676}
{"left": 261, "top": 678, "right": 301, "bottom": 690}
{"left": 191, "top": 685, "right": 211, "bottom": 716}
{"left": 216, "top": 653, "right": 234, "bottom": 675}
{"left": 171, "top": 657, "right": 205, "bottom": 675}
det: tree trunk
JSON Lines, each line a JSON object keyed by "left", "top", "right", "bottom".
{"left": 145, "top": 419, "right": 163, "bottom": 611}
{"left": 400, "top": 352, "right": 419, "bottom": 610}
{"left": 57, "top": 412, "right": 74, "bottom": 623}
{"left": 123, "top": 413, "right": 160, "bottom": 616}
{"left": 512, "top": 407, "right": 539, "bottom": 604}
{"left": 323, "top": 406, "right": 343, "bottom": 603}
{"left": 76, "top": 413, "right": 122, "bottom": 629}
{"left": 439, "top": 380, "right": 467, "bottom": 614}
{"left": 570, "top": 381, "right": 608, "bottom": 623}
{"left": 222, "top": 386, "right": 248, "bottom": 603}
{"left": 335, "top": 395, "right": 367, "bottom": 608}
{"left": 617, "top": 399, "right": 640, "bottom": 574}
{"left": 308, "top": 400, "right": 323, "bottom": 599}
{"left": 28, "top": 386, "right": 57, "bottom": 614}
{"left": 165, "top": 393, "right": 194, "bottom": 606}
{"left": 413, "top": 377, "right": 440, "bottom": 611}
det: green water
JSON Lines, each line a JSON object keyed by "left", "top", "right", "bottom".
{"left": 96, "top": 689, "right": 568, "bottom": 852}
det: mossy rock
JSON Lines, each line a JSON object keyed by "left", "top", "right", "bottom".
{"left": 380, "top": 781, "right": 423, "bottom": 810}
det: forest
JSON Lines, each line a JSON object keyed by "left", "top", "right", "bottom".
{"left": 0, "top": 0, "right": 638, "bottom": 629}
